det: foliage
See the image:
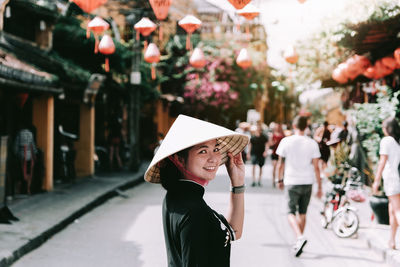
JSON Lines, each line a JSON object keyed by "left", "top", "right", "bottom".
{"left": 349, "top": 86, "right": 399, "bottom": 169}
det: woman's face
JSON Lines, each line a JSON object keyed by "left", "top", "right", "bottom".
{"left": 184, "top": 139, "right": 221, "bottom": 181}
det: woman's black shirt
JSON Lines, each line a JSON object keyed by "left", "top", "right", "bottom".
{"left": 162, "top": 180, "right": 235, "bottom": 267}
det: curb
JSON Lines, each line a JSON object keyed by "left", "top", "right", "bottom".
{"left": 0, "top": 170, "right": 145, "bottom": 267}
{"left": 360, "top": 227, "right": 400, "bottom": 267}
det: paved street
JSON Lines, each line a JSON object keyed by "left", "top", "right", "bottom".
{"left": 12, "top": 160, "right": 388, "bottom": 267}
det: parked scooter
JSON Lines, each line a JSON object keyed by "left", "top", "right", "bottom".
{"left": 57, "top": 125, "right": 78, "bottom": 182}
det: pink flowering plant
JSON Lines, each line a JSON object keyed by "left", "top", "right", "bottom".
{"left": 183, "top": 40, "right": 266, "bottom": 126}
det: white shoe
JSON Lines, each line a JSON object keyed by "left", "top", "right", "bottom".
{"left": 293, "top": 238, "right": 307, "bottom": 257}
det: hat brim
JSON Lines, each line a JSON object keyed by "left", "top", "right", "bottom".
{"left": 144, "top": 115, "right": 249, "bottom": 183}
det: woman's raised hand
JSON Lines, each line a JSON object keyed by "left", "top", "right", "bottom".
{"left": 226, "top": 152, "right": 245, "bottom": 187}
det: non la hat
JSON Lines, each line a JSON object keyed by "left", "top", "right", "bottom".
{"left": 145, "top": 115, "right": 250, "bottom": 183}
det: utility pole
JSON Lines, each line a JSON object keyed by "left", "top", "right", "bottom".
{"left": 129, "top": 9, "right": 143, "bottom": 171}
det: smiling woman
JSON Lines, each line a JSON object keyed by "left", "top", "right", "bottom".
{"left": 144, "top": 115, "right": 249, "bottom": 267}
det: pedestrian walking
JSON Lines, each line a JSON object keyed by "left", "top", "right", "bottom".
{"left": 276, "top": 116, "right": 322, "bottom": 257}
{"left": 247, "top": 124, "right": 269, "bottom": 187}
{"left": 144, "top": 115, "right": 249, "bottom": 267}
{"left": 313, "top": 121, "right": 331, "bottom": 173}
{"left": 13, "top": 122, "right": 38, "bottom": 195}
{"left": 107, "top": 117, "right": 123, "bottom": 171}
{"left": 372, "top": 117, "right": 400, "bottom": 250}
{"left": 269, "top": 123, "right": 285, "bottom": 187}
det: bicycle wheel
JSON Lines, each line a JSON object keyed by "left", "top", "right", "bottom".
{"left": 331, "top": 209, "right": 359, "bottom": 238}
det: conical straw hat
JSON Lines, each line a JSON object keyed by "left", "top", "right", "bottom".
{"left": 145, "top": 115, "right": 249, "bottom": 183}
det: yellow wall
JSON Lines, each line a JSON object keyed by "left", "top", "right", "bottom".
{"left": 74, "top": 104, "right": 95, "bottom": 177}
{"left": 32, "top": 95, "right": 54, "bottom": 191}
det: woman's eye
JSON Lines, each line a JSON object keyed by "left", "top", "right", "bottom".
{"left": 199, "top": 150, "right": 207, "bottom": 154}
{"left": 214, "top": 148, "right": 220, "bottom": 152}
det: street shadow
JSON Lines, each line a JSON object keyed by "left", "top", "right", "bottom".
{"left": 300, "top": 251, "right": 385, "bottom": 264}
{"left": 261, "top": 242, "right": 291, "bottom": 248}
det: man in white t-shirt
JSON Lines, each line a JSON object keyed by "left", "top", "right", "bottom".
{"left": 276, "top": 116, "right": 322, "bottom": 257}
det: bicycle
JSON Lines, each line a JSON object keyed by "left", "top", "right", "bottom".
{"left": 320, "top": 167, "right": 365, "bottom": 238}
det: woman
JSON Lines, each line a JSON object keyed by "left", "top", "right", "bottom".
{"left": 372, "top": 117, "right": 400, "bottom": 249}
{"left": 145, "top": 115, "right": 249, "bottom": 266}
{"left": 269, "top": 123, "right": 284, "bottom": 187}
{"left": 313, "top": 121, "right": 331, "bottom": 173}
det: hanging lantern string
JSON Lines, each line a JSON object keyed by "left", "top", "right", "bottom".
{"left": 86, "top": 18, "right": 91, "bottom": 39}
{"left": 246, "top": 25, "right": 250, "bottom": 41}
{"left": 136, "top": 30, "right": 140, "bottom": 41}
{"left": 94, "top": 34, "right": 99, "bottom": 53}
{"left": 186, "top": 33, "right": 191, "bottom": 50}
{"left": 159, "top": 22, "right": 163, "bottom": 41}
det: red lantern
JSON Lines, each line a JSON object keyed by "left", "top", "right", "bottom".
{"left": 345, "top": 56, "right": 359, "bottom": 80}
{"left": 134, "top": 17, "right": 157, "bottom": 51}
{"left": 149, "top": 0, "right": 172, "bottom": 40}
{"left": 381, "top": 56, "right": 397, "bottom": 70}
{"left": 190, "top": 48, "right": 206, "bottom": 68}
{"left": 98, "top": 34, "right": 115, "bottom": 72}
{"left": 237, "top": 3, "right": 260, "bottom": 40}
{"left": 332, "top": 63, "right": 349, "bottom": 84}
{"left": 227, "top": 0, "right": 251, "bottom": 10}
{"left": 284, "top": 46, "right": 298, "bottom": 64}
{"left": 88, "top": 16, "right": 109, "bottom": 53}
{"left": 144, "top": 43, "right": 160, "bottom": 80}
{"left": 178, "top": 15, "right": 201, "bottom": 50}
{"left": 394, "top": 48, "right": 400, "bottom": 66}
{"left": 374, "top": 59, "right": 393, "bottom": 79}
{"left": 70, "top": 0, "right": 107, "bottom": 13}
{"left": 236, "top": 48, "right": 251, "bottom": 69}
{"left": 363, "top": 66, "right": 376, "bottom": 79}
{"left": 16, "top": 93, "right": 29, "bottom": 108}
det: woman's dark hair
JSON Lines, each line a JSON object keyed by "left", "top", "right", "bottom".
{"left": 159, "top": 147, "right": 191, "bottom": 191}
{"left": 383, "top": 117, "right": 400, "bottom": 144}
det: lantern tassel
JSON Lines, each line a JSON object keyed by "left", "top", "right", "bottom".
{"left": 144, "top": 40, "right": 148, "bottom": 52}
{"left": 94, "top": 35, "right": 99, "bottom": 54}
{"left": 186, "top": 33, "right": 191, "bottom": 50}
{"left": 246, "top": 25, "right": 250, "bottom": 41}
{"left": 136, "top": 31, "right": 140, "bottom": 41}
{"left": 86, "top": 18, "right": 90, "bottom": 39}
{"left": 105, "top": 57, "right": 110, "bottom": 72}
{"left": 236, "top": 21, "right": 240, "bottom": 31}
{"left": 151, "top": 63, "right": 156, "bottom": 80}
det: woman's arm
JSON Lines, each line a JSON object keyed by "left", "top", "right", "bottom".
{"left": 372, "top": 154, "right": 388, "bottom": 195}
{"left": 225, "top": 152, "right": 245, "bottom": 239}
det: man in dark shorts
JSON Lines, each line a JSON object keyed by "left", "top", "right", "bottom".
{"left": 276, "top": 116, "right": 322, "bottom": 257}
{"left": 247, "top": 124, "right": 268, "bottom": 187}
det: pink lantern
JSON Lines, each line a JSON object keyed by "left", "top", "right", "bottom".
{"left": 88, "top": 16, "right": 109, "bottom": 53}
{"left": 236, "top": 48, "right": 251, "bottom": 69}
{"left": 134, "top": 17, "right": 157, "bottom": 50}
{"left": 237, "top": 3, "right": 260, "bottom": 40}
{"left": 144, "top": 43, "right": 160, "bottom": 80}
{"left": 190, "top": 48, "right": 206, "bottom": 68}
{"left": 227, "top": 0, "right": 251, "bottom": 10}
{"left": 98, "top": 34, "right": 115, "bottom": 72}
{"left": 178, "top": 15, "right": 201, "bottom": 50}
{"left": 298, "top": 0, "right": 306, "bottom": 3}
{"left": 149, "top": 0, "right": 172, "bottom": 40}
